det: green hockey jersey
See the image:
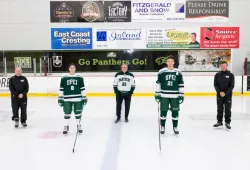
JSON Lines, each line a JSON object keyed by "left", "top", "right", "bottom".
{"left": 59, "top": 74, "right": 86, "bottom": 102}
{"left": 155, "top": 68, "right": 184, "bottom": 98}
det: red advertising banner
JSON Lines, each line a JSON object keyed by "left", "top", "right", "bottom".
{"left": 200, "top": 27, "right": 239, "bottom": 48}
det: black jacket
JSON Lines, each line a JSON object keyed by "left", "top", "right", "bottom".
{"left": 9, "top": 75, "right": 29, "bottom": 98}
{"left": 214, "top": 70, "right": 234, "bottom": 96}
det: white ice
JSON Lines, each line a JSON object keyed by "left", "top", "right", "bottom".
{"left": 0, "top": 96, "right": 250, "bottom": 170}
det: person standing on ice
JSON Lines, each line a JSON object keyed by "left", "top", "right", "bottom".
{"left": 9, "top": 67, "right": 29, "bottom": 128}
{"left": 213, "top": 61, "right": 234, "bottom": 130}
{"left": 155, "top": 56, "right": 184, "bottom": 135}
{"left": 58, "top": 63, "right": 88, "bottom": 134}
{"left": 113, "top": 64, "right": 136, "bottom": 123}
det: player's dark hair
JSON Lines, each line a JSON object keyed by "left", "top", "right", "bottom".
{"left": 166, "top": 56, "right": 175, "bottom": 61}
{"left": 191, "top": 33, "right": 197, "bottom": 37}
{"left": 221, "top": 61, "right": 228, "bottom": 65}
{"left": 68, "top": 63, "right": 76, "bottom": 69}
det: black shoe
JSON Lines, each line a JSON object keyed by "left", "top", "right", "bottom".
{"left": 173, "top": 127, "right": 179, "bottom": 135}
{"left": 15, "top": 121, "right": 19, "bottom": 128}
{"left": 63, "top": 126, "right": 69, "bottom": 134}
{"left": 115, "top": 118, "right": 120, "bottom": 124}
{"left": 77, "top": 125, "right": 83, "bottom": 134}
{"left": 225, "top": 123, "right": 231, "bottom": 130}
{"left": 213, "top": 122, "right": 223, "bottom": 128}
{"left": 125, "top": 118, "right": 129, "bottom": 123}
{"left": 160, "top": 126, "right": 165, "bottom": 134}
{"left": 22, "top": 123, "right": 27, "bottom": 127}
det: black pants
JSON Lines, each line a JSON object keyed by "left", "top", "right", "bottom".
{"left": 11, "top": 97, "right": 27, "bottom": 123}
{"left": 216, "top": 95, "right": 232, "bottom": 124}
{"left": 116, "top": 94, "right": 132, "bottom": 118}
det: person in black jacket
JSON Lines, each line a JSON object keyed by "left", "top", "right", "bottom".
{"left": 9, "top": 67, "right": 29, "bottom": 128}
{"left": 213, "top": 61, "right": 234, "bottom": 130}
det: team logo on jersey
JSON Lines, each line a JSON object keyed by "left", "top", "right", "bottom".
{"left": 52, "top": 56, "right": 62, "bottom": 67}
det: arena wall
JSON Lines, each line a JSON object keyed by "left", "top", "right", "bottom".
{"left": 0, "top": 0, "right": 249, "bottom": 75}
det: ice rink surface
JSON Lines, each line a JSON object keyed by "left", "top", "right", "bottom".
{"left": 0, "top": 96, "right": 250, "bottom": 170}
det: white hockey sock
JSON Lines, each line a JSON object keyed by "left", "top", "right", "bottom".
{"left": 76, "top": 119, "right": 81, "bottom": 125}
{"left": 64, "top": 119, "right": 70, "bottom": 126}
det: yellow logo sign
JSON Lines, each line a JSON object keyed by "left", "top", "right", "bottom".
{"left": 155, "top": 55, "right": 174, "bottom": 65}
{"left": 165, "top": 31, "right": 190, "bottom": 41}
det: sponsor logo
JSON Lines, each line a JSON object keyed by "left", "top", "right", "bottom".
{"left": 175, "top": 3, "right": 185, "bottom": 13}
{"left": 52, "top": 56, "right": 62, "bottom": 67}
{"left": 54, "top": 2, "right": 74, "bottom": 22}
{"left": 109, "top": 31, "right": 142, "bottom": 41}
{"left": 97, "top": 31, "right": 107, "bottom": 41}
{"left": 108, "top": 2, "right": 128, "bottom": 18}
{"left": 165, "top": 31, "right": 190, "bottom": 40}
{"left": 81, "top": 1, "right": 100, "bottom": 22}
{"left": 133, "top": 3, "right": 172, "bottom": 14}
{"left": 14, "top": 57, "right": 32, "bottom": 68}
{"left": 107, "top": 52, "right": 117, "bottom": 58}
{"left": 186, "top": 0, "right": 229, "bottom": 19}
{"left": 155, "top": 56, "right": 174, "bottom": 65}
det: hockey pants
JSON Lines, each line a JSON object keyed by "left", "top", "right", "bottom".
{"left": 63, "top": 101, "right": 83, "bottom": 119}
{"left": 160, "top": 98, "right": 179, "bottom": 128}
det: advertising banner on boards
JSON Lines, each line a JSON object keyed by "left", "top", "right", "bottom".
{"left": 0, "top": 77, "right": 10, "bottom": 93}
{"left": 186, "top": 0, "right": 229, "bottom": 21}
{"left": 14, "top": 57, "right": 32, "bottom": 68}
{"left": 146, "top": 28, "right": 200, "bottom": 49}
{"left": 51, "top": 28, "right": 93, "bottom": 49}
{"left": 51, "top": 51, "right": 179, "bottom": 72}
{"left": 50, "top": 1, "right": 105, "bottom": 22}
{"left": 93, "top": 28, "right": 146, "bottom": 49}
{"left": 104, "top": 1, "right": 131, "bottom": 22}
{"left": 132, "top": 0, "right": 185, "bottom": 22}
{"left": 179, "top": 49, "right": 231, "bottom": 71}
{"left": 200, "top": 27, "right": 240, "bottom": 48}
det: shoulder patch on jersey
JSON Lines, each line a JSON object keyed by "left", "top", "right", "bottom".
{"left": 158, "top": 68, "right": 168, "bottom": 74}
{"left": 75, "top": 74, "right": 84, "bottom": 78}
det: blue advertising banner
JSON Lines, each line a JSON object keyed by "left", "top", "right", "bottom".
{"left": 51, "top": 28, "right": 92, "bottom": 49}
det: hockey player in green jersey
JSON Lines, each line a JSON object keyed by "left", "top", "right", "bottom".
{"left": 155, "top": 56, "right": 184, "bottom": 135}
{"left": 58, "top": 63, "right": 88, "bottom": 134}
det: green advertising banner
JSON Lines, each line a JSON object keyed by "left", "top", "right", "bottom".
{"left": 14, "top": 57, "right": 32, "bottom": 68}
{"left": 146, "top": 28, "right": 200, "bottom": 49}
{"left": 51, "top": 51, "right": 179, "bottom": 72}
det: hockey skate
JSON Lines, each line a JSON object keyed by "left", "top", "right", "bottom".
{"left": 22, "top": 122, "right": 27, "bottom": 127}
{"left": 213, "top": 122, "right": 223, "bottom": 129}
{"left": 160, "top": 126, "right": 165, "bottom": 134}
{"left": 115, "top": 117, "right": 120, "bottom": 124}
{"left": 14, "top": 121, "right": 19, "bottom": 128}
{"left": 125, "top": 117, "right": 129, "bottom": 123}
{"left": 225, "top": 123, "right": 231, "bottom": 131}
{"left": 77, "top": 125, "right": 83, "bottom": 134}
{"left": 63, "top": 126, "right": 69, "bottom": 134}
{"left": 173, "top": 127, "right": 179, "bottom": 135}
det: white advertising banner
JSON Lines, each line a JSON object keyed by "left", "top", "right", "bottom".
{"left": 132, "top": 1, "right": 185, "bottom": 22}
{"left": 93, "top": 28, "right": 146, "bottom": 49}
{"left": 0, "top": 77, "right": 10, "bottom": 93}
{"left": 146, "top": 28, "right": 200, "bottom": 49}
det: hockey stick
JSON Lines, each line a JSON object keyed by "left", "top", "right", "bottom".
{"left": 72, "top": 116, "right": 82, "bottom": 153}
{"left": 72, "top": 105, "right": 84, "bottom": 153}
{"left": 157, "top": 102, "right": 162, "bottom": 151}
